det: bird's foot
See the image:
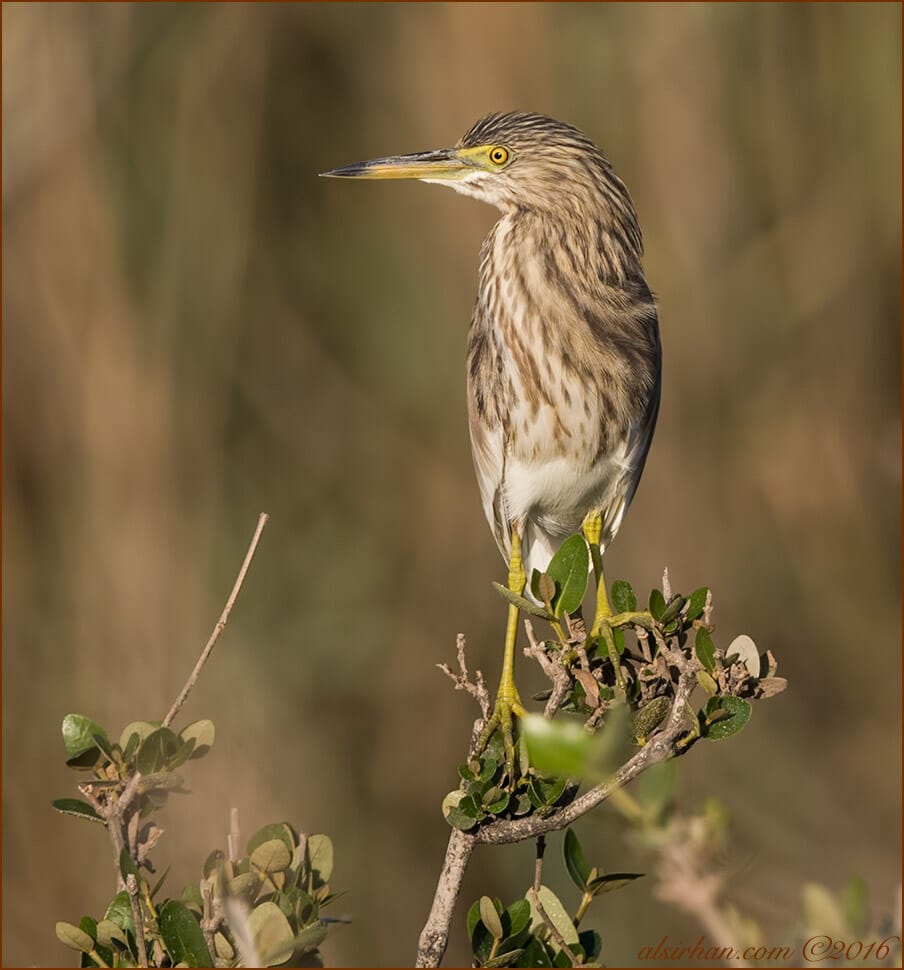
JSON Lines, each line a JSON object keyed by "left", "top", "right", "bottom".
{"left": 473, "top": 686, "right": 527, "bottom": 788}
{"left": 590, "top": 609, "right": 654, "bottom": 693}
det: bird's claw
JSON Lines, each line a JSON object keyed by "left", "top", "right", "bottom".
{"left": 473, "top": 691, "right": 526, "bottom": 788}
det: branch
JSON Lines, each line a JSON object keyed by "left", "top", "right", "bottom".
{"left": 163, "top": 512, "right": 269, "bottom": 728}
{"left": 415, "top": 668, "right": 697, "bottom": 966}
{"left": 415, "top": 828, "right": 475, "bottom": 968}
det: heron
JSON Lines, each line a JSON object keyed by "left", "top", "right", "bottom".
{"left": 323, "top": 112, "right": 661, "bottom": 783}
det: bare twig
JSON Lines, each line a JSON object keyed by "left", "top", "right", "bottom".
{"left": 228, "top": 807, "right": 242, "bottom": 864}
{"left": 126, "top": 874, "right": 148, "bottom": 968}
{"left": 533, "top": 834, "right": 546, "bottom": 893}
{"left": 163, "top": 513, "right": 269, "bottom": 728}
{"left": 438, "top": 633, "right": 491, "bottom": 723}
{"left": 523, "top": 619, "right": 571, "bottom": 718}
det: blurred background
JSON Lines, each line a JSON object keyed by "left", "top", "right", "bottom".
{"left": 2, "top": 3, "right": 900, "bottom": 966}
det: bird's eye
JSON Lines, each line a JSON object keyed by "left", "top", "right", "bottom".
{"left": 488, "top": 146, "right": 510, "bottom": 166}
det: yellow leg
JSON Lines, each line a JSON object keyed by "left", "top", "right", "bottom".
{"left": 582, "top": 511, "right": 626, "bottom": 692}
{"left": 475, "top": 528, "right": 527, "bottom": 785}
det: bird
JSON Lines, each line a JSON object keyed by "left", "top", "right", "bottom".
{"left": 323, "top": 112, "right": 661, "bottom": 782}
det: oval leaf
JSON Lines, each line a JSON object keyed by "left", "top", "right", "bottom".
{"left": 135, "top": 727, "right": 182, "bottom": 774}
{"left": 685, "top": 586, "right": 710, "bottom": 622}
{"left": 563, "top": 828, "right": 591, "bottom": 890}
{"left": 703, "top": 696, "right": 752, "bottom": 740}
{"left": 610, "top": 579, "right": 637, "bottom": 613}
{"left": 306, "top": 834, "right": 334, "bottom": 884}
{"left": 51, "top": 798, "right": 104, "bottom": 825}
{"left": 725, "top": 635, "right": 760, "bottom": 677}
{"left": 179, "top": 719, "right": 215, "bottom": 758}
{"left": 694, "top": 628, "right": 716, "bottom": 674}
{"left": 546, "top": 535, "right": 590, "bottom": 616}
{"left": 479, "top": 896, "right": 503, "bottom": 940}
{"left": 62, "top": 714, "right": 108, "bottom": 758}
{"left": 529, "top": 886, "right": 579, "bottom": 947}
{"left": 56, "top": 921, "right": 94, "bottom": 953}
{"left": 248, "top": 900, "right": 296, "bottom": 967}
{"left": 159, "top": 900, "right": 213, "bottom": 967}
{"left": 251, "top": 839, "right": 292, "bottom": 874}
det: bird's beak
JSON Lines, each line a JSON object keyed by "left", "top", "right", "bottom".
{"left": 320, "top": 148, "right": 473, "bottom": 182}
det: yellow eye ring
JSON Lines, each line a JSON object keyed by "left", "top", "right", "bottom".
{"left": 489, "top": 146, "right": 510, "bottom": 166}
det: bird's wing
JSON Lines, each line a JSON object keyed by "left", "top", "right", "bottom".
{"left": 467, "top": 398, "right": 511, "bottom": 562}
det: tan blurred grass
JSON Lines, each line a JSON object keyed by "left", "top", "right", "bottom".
{"left": 2, "top": 4, "right": 900, "bottom": 966}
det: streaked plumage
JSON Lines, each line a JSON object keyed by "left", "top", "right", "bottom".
{"left": 324, "top": 111, "right": 660, "bottom": 584}
{"left": 458, "top": 113, "right": 660, "bottom": 581}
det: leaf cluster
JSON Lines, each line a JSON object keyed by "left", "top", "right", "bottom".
{"left": 54, "top": 714, "right": 343, "bottom": 967}
{"left": 466, "top": 829, "right": 640, "bottom": 967}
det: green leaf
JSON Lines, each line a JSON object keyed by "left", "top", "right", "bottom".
{"left": 483, "top": 787, "right": 510, "bottom": 814}
{"left": 158, "top": 899, "right": 213, "bottom": 967}
{"left": 306, "top": 834, "right": 334, "bottom": 884}
{"left": 295, "top": 919, "right": 328, "bottom": 954}
{"left": 648, "top": 588, "right": 666, "bottom": 621}
{"left": 95, "top": 920, "right": 128, "bottom": 950}
{"left": 104, "top": 891, "right": 134, "bottom": 932}
{"left": 522, "top": 936, "right": 554, "bottom": 967}
{"left": 51, "top": 798, "right": 105, "bottom": 825}
{"left": 695, "top": 670, "right": 719, "bottom": 695}
{"left": 725, "top": 635, "right": 760, "bottom": 677}
{"left": 251, "top": 839, "right": 292, "bottom": 874}
{"left": 579, "top": 929, "right": 602, "bottom": 961}
{"left": 546, "top": 535, "right": 590, "bottom": 616}
{"left": 65, "top": 747, "right": 105, "bottom": 771}
{"left": 248, "top": 822, "right": 296, "bottom": 858}
{"left": 563, "top": 829, "right": 591, "bottom": 890}
{"left": 503, "top": 897, "right": 532, "bottom": 939}
{"left": 248, "top": 901, "right": 297, "bottom": 966}
{"left": 135, "top": 727, "right": 182, "bottom": 774}
{"left": 610, "top": 579, "right": 637, "bottom": 613}
{"left": 586, "top": 871, "right": 644, "bottom": 895}
{"left": 442, "top": 790, "right": 478, "bottom": 831}
{"left": 485, "top": 949, "right": 527, "bottom": 968}
{"left": 528, "top": 886, "right": 579, "bottom": 947}
{"left": 119, "top": 721, "right": 159, "bottom": 759}
{"left": 56, "top": 922, "right": 95, "bottom": 953}
{"left": 62, "top": 714, "right": 109, "bottom": 758}
{"left": 685, "top": 587, "right": 709, "bottom": 622}
{"left": 492, "top": 582, "right": 555, "bottom": 620}
{"left": 480, "top": 896, "right": 504, "bottom": 939}
{"left": 179, "top": 719, "right": 215, "bottom": 758}
{"left": 702, "top": 696, "right": 752, "bottom": 740}
{"left": 659, "top": 595, "right": 686, "bottom": 625}
{"left": 522, "top": 714, "right": 591, "bottom": 777}
{"left": 694, "top": 628, "right": 716, "bottom": 673}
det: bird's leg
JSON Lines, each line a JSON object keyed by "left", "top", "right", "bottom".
{"left": 474, "top": 529, "right": 527, "bottom": 785}
{"left": 582, "top": 512, "right": 654, "bottom": 693}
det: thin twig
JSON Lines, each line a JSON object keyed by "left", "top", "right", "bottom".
{"left": 163, "top": 513, "right": 269, "bottom": 728}
{"left": 415, "top": 828, "right": 475, "bottom": 968}
{"left": 523, "top": 619, "right": 571, "bottom": 718}
{"left": 126, "top": 874, "right": 148, "bottom": 968}
{"left": 437, "top": 633, "right": 491, "bottom": 721}
{"left": 533, "top": 834, "right": 546, "bottom": 893}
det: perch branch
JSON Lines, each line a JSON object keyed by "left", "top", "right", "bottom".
{"left": 415, "top": 667, "right": 697, "bottom": 966}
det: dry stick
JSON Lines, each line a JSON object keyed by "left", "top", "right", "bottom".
{"left": 414, "top": 670, "right": 697, "bottom": 967}
{"left": 104, "top": 513, "right": 269, "bottom": 966}
{"left": 163, "top": 512, "right": 269, "bottom": 728}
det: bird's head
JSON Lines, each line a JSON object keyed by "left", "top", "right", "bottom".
{"left": 322, "top": 111, "right": 629, "bottom": 217}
